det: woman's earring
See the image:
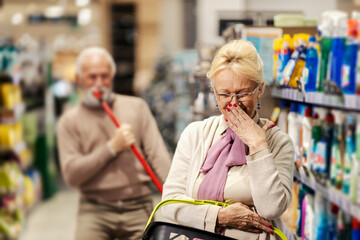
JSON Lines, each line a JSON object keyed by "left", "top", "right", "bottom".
{"left": 216, "top": 103, "right": 219, "bottom": 111}
{"left": 257, "top": 101, "right": 260, "bottom": 109}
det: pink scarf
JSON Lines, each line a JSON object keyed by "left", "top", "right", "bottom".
{"left": 197, "top": 128, "right": 247, "bottom": 202}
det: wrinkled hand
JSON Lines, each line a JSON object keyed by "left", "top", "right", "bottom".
{"left": 217, "top": 202, "right": 273, "bottom": 235}
{"left": 108, "top": 124, "right": 136, "bottom": 153}
{"left": 226, "top": 105, "right": 274, "bottom": 155}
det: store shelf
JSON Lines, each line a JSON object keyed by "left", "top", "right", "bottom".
{"left": 294, "top": 167, "right": 360, "bottom": 218}
{"left": 271, "top": 88, "right": 360, "bottom": 111}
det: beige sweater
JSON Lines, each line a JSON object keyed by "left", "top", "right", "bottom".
{"left": 161, "top": 112, "right": 294, "bottom": 240}
{"left": 57, "top": 94, "right": 171, "bottom": 201}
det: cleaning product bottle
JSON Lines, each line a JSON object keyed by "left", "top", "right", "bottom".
{"left": 331, "top": 110, "right": 344, "bottom": 188}
{"left": 304, "top": 36, "right": 319, "bottom": 92}
{"left": 324, "top": 110, "right": 335, "bottom": 180}
{"left": 288, "top": 102, "right": 299, "bottom": 149}
{"left": 328, "top": 11, "right": 348, "bottom": 88}
{"left": 318, "top": 13, "right": 333, "bottom": 92}
{"left": 353, "top": 218, "right": 360, "bottom": 240}
{"left": 341, "top": 19, "right": 359, "bottom": 94}
{"left": 279, "top": 34, "right": 292, "bottom": 83}
{"left": 277, "top": 101, "right": 288, "bottom": 133}
{"left": 343, "top": 114, "right": 355, "bottom": 195}
{"left": 350, "top": 114, "right": 359, "bottom": 202}
{"left": 311, "top": 112, "right": 322, "bottom": 172}
{"left": 352, "top": 11, "right": 360, "bottom": 94}
{"left": 288, "top": 34, "right": 309, "bottom": 89}
{"left": 282, "top": 35, "right": 301, "bottom": 86}
{"left": 302, "top": 106, "right": 313, "bottom": 169}
{"left": 356, "top": 113, "right": 360, "bottom": 204}
{"left": 328, "top": 204, "right": 339, "bottom": 240}
{"left": 314, "top": 194, "right": 329, "bottom": 240}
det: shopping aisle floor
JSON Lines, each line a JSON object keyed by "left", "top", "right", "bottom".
{"left": 20, "top": 188, "right": 163, "bottom": 240}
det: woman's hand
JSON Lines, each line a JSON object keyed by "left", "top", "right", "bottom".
{"left": 226, "top": 104, "right": 275, "bottom": 155}
{"left": 217, "top": 202, "right": 274, "bottom": 235}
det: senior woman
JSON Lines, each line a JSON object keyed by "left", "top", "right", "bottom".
{"left": 161, "top": 39, "right": 294, "bottom": 240}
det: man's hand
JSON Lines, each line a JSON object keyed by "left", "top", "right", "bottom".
{"left": 217, "top": 202, "right": 274, "bottom": 235}
{"left": 108, "top": 124, "right": 136, "bottom": 153}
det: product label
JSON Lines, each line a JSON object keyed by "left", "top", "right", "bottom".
{"left": 341, "top": 64, "right": 350, "bottom": 88}
{"left": 343, "top": 152, "right": 352, "bottom": 194}
{"left": 330, "top": 145, "right": 339, "bottom": 184}
{"left": 303, "top": 67, "right": 309, "bottom": 85}
{"left": 313, "top": 141, "right": 327, "bottom": 173}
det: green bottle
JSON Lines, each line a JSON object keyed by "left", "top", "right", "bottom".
{"left": 318, "top": 36, "right": 332, "bottom": 92}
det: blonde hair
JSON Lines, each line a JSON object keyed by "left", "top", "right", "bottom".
{"left": 207, "top": 39, "right": 265, "bottom": 94}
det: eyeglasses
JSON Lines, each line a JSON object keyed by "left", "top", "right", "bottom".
{"left": 215, "top": 84, "right": 259, "bottom": 103}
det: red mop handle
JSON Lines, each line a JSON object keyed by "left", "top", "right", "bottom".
{"left": 93, "top": 90, "right": 163, "bottom": 193}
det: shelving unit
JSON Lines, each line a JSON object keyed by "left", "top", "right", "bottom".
{"left": 271, "top": 88, "right": 360, "bottom": 111}
{"left": 294, "top": 167, "right": 360, "bottom": 218}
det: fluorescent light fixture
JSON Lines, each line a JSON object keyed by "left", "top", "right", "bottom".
{"left": 78, "top": 8, "right": 92, "bottom": 26}
{"left": 12, "top": 13, "right": 23, "bottom": 25}
{"left": 76, "top": 0, "right": 90, "bottom": 7}
{"left": 44, "top": 6, "right": 64, "bottom": 18}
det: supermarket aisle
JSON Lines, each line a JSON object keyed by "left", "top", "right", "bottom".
{"left": 20, "top": 188, "right": 79, "bottom": 240}
{"left": 20, "top": 188, "right": 164, "bottom": 240}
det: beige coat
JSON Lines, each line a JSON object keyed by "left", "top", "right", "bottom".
{"left": 161, "top": 112, "right": 294, "bottom": 240}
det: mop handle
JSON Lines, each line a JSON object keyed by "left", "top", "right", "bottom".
{"left": 92, "top": 90, "right": 163, "bottom": 193}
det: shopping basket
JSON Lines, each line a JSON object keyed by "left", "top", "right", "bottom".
{"left": 142, "top": 199, "right": 288, "bottom": 240}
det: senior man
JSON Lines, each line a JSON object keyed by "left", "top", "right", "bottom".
{"left": 57, "top": 47, "right": 171, "bottom": 240}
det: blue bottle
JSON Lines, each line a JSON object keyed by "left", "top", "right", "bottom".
{"left": 304, "top": 36, "right": 319, "bottom": 92}
{"left": 329, "top": 12, "right": 348, "bottom": 88}
{"left": 341, "top": 19, "right": 359, "bottom": 94}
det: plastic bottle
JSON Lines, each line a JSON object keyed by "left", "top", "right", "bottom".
{"left": 318, "top": 12, "right": 333, "bottom": 92}
{"left": 282, "top": 35, "right": 301, "bottom": 86}
{"left": 352, "top": 11, "right": 360, "bottom": 94}
{"left": 288, "top": 35, "right": 309, "bottom": 89}
{"left": 279, "top": 34, "right": 292, "bottom": 82}
{"left": 343, "top": 115, "right": 355, "bottom": 195}
{"left": 350, "top": 114, "right": 359, "bottom": 203}
{"left": 277, "top": 101, "right": 288, "bottom": 133}
{"left": 324, "top": 110, "right": 335, "bottom": 180}
{"left": 287, "top": 102, "right": 299, "bottom": 148}
{"left": 314, "top": 194, "right": 329, "bottom": 240}
{"left": 304, "top": 36, "right": 319, "bottom": 92}
{"left": 328, "top": 11, "right": 348, "bottom": 88}
{"left": 328, "top": 204, "right": 339, "bottom": 240}
{"left": 356, "top": 114, "right": 360, "bottom": 204}
{"left": 341, "top": 19, "right": 359, "bottom": 94}
{"left": 302, "top": 106, "right": 313, "bottom": 169}
{"left": 330, "top": 110, "right": 342, "bottom": 187}
{"left": 353, "top": 218, "right": 360, "bottom": 240}
{"left": 311, "top": 112, "right": 322, "bottom": 172}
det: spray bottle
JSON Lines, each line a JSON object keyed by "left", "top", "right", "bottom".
{"left": 282, "top": 35, "right": 301, "bottom": 86}
{"left": 328, "top": 11, "right": 348, "bottom": 88}
{"left": 279, "top": 34, "right": 292, "bottom": 83}
{"left": 341, "top": 19, "right": 359, "bottom": 94}
{"left": 317, "top": 12, "right": 333, "bottom": 92}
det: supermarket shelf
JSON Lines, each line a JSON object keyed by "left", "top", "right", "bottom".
{"left": 294, "top": 167, "right": 360, "bottom": 218}
{"left": 271, "top": 88, "right": 360, "bottom": 111}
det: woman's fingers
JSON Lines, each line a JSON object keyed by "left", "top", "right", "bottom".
{"left": 262, "top": 122, "right": 276, "bottom": 132}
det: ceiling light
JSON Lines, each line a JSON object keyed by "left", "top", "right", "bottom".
{"left": 76, "top": 0, "right": 90, "bottom": 7}
{"left": 44, "top": 6, "right": 64, "bottom": 18}
{"left": 12, "top": 13, "right": 23, "bottom": 25}
{"left": 78, "top": 8, "right": 92, "bottom": 26}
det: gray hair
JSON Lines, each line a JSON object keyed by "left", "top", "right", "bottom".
{"left": 76, "top": 47, "right": 116, "bottom": 78}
